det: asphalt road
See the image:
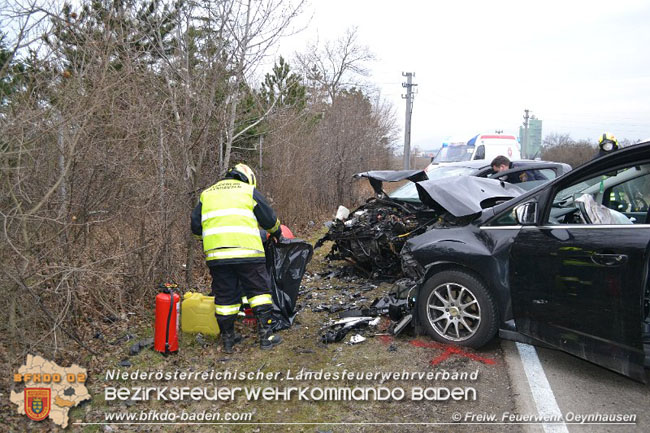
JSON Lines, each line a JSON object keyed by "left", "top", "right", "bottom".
{"left": 501, "top": 339, "right": 650, "bottom": 433}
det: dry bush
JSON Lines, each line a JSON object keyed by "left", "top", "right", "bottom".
{"left": 259, "top": 90, "right": 397, "bottom": 230}
{"left": 541, "top": 141, "right": 596, "bottom": 168}
{"left": 0, "top": 0, "right": 306, "bottom": 363}
{"left": 0, "top": 0, "right": 397, "bottom": 368}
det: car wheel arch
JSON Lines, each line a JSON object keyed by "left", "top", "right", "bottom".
{"left": 422, "top": 262, "right": 490, "bottom": 294}
{"left": 419, "top": 261, "right": 505, "bottom": 321}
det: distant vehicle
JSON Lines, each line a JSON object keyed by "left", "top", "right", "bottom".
{"left": 432, "top": 134, "right": 522, "bottom": 164}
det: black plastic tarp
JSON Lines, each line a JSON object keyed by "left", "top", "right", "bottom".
{"left": 265, "top": 238, "right": 314, "bottom": 331}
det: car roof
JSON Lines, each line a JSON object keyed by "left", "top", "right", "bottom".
{"left": 426, "top": 159, "right": 566, "bottom": 171}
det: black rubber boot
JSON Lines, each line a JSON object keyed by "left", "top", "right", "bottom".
{"left": 255, "top": 309, "right": 282, "bottom": 350}
{"left": 217, "top": 315, "right": 242, "bottom": 354}
{"left": 221, "top": 330, "right": 243, "bottom": 354}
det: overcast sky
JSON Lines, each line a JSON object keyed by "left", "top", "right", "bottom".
{"left": 271, "top": 0, "right": 650, "bottom": 150}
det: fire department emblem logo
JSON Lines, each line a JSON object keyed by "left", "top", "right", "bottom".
{"left": 24, "top": 388, "right": 51, "bottom": 422}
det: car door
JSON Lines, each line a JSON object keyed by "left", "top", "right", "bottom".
{"left": 509, "top": 160, "right": 650, "bottom": 381}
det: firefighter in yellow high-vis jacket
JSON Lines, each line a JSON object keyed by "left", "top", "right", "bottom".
{"left": 191, "top": 163, "right": 283, "bottom": 353}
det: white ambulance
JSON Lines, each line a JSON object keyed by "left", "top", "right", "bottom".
{"left": 431, "top": 133, "right": 521, "bottom": 165}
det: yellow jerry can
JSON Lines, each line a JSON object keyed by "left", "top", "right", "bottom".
{"left": 181, "top": 292, "right": 220, "bottom": 335}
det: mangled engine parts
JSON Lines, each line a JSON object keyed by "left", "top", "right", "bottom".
{"left": 317, "top": 199, "right": 431, "bottom": 279}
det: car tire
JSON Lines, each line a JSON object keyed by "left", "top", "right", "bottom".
{"left": 417, "top": 270, "right": 498, "bottom": 348}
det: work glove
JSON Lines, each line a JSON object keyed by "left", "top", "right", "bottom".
{"left": 270, "top": 229, "right": 284, "bottom": 243}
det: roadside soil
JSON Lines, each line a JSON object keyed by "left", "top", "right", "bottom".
{"left": 5, "top": 229, "right": 519, "bottom": 433}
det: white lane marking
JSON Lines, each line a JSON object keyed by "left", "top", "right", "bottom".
{"left": 516, "top": 342, "right": 569, "bottom": 433}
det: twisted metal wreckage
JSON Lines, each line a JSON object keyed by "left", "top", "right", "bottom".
{"left": 316, "top": 170, "right": 524, "bottom": 279}
{"left": 313, "top": 170, "right": 525, "bottom": 343}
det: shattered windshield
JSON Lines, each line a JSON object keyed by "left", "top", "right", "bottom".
{"left": 389, "top": 166, "right": 476, "bottom": 201}
{"left": 433, "top": 145, "right": 474, "bottom": 163}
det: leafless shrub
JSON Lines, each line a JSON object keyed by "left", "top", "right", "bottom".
{"left": 541, "top": 133, "right": 596, "bottom": 168}
{"left": 0, "top": 1, "right": 397, "bottom": 367}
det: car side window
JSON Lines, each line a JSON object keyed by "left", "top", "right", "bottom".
{"left": 491, "top": 168, "right": 549, "bottom": 190}
{"left": 492, "top": 208, "right": 518, "bottom": 225}
{"left": 510, "top": 169, "right": 549, "bottom": 183}
{"left": 550, "top": 165, "right": 650, "bottom": 225}
{"left": 605, "top": 173, "right": 650, "bottom": 213}
{"left": 539, "top": 168, "right": 556, "bottom": 179}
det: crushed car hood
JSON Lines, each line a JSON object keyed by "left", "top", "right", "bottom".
{"left": 354, "top": 170, "right": 428, "bottom": 195}
{"left": 415, "top": 176, "right": 525, "bottom": 217}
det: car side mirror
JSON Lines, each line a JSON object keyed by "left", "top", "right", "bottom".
{"left": 514, "top": 202, "right": 537, "bottom": 225}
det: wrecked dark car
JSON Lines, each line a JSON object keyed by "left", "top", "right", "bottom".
{"left": 316, "top": 160, "right": 570, "bottom": 279}
{"left": 402, "top": 142, "right": 650, "bottom": 382}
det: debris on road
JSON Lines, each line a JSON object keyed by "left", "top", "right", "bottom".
{"left": 321, "top": 316, "right": 379, "bottom": 344}
{"left": 348, "top": 334, "right": 366, "bottom": 345}
{"left": 129, "top": 338, "right": 154, "bottom": 356}
{"left": 111, "top": 333, "right": 135, "bottom": 346}
{"left": 195, "top": 334, "right": 209, "bottom": 348}
{"left": 303, "top": 268, "right": 419, "bottom": 345}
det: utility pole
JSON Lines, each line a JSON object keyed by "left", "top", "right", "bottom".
{"left": 402, "top": 72, "right": 417, "bottom": 169}
{"left": 522, "top": 109, "right": 530, "bottom": 159}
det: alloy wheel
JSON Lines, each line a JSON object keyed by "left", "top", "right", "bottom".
{"left": 426, "top": 282, "right": 481, "bottom": 342}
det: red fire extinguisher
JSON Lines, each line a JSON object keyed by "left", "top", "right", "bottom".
{"left": 154, "top": 283, "right": 180, "bottom": 354}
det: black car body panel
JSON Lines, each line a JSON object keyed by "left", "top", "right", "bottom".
{"left": 401, "top": 217, "right": 517, "bottom": 325}
{"left": 510, "top": 226, "right": 648, "bottom": 381}
{"left": 416, "top": 176, "right": 525, "bottom": 217}
{"left": 404, "top": 142, "right": 650, "bottom": 381}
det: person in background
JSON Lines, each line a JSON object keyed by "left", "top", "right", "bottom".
{"left": 490, "top": 155, "right": 548, "bottom": 183}
{"left": 594, "top": 132, "right": 619, "bottom": 159}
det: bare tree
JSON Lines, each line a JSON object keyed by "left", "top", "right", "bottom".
{"left": 295, "top": 26, "right": 375, "bottom": 102}
{"left": 217, "top": 0, "right": 305, "bottom": 174}
{"left": 0, "top": 0, "right": 309, "bottom": 361}
{"left": 543, "top": 132, "right": 574, "bottom": 147}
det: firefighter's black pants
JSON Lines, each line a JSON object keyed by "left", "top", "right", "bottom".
{"left": 209, "top": 262, "right": 273, "bottom": 332}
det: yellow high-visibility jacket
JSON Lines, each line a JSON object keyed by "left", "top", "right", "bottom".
{"left": 191, "top": 178, "right": 281, "bottom": 264}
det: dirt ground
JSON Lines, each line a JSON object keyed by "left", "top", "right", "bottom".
{"left": 5, "top": 230, "right": 520, "bottom": 433}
